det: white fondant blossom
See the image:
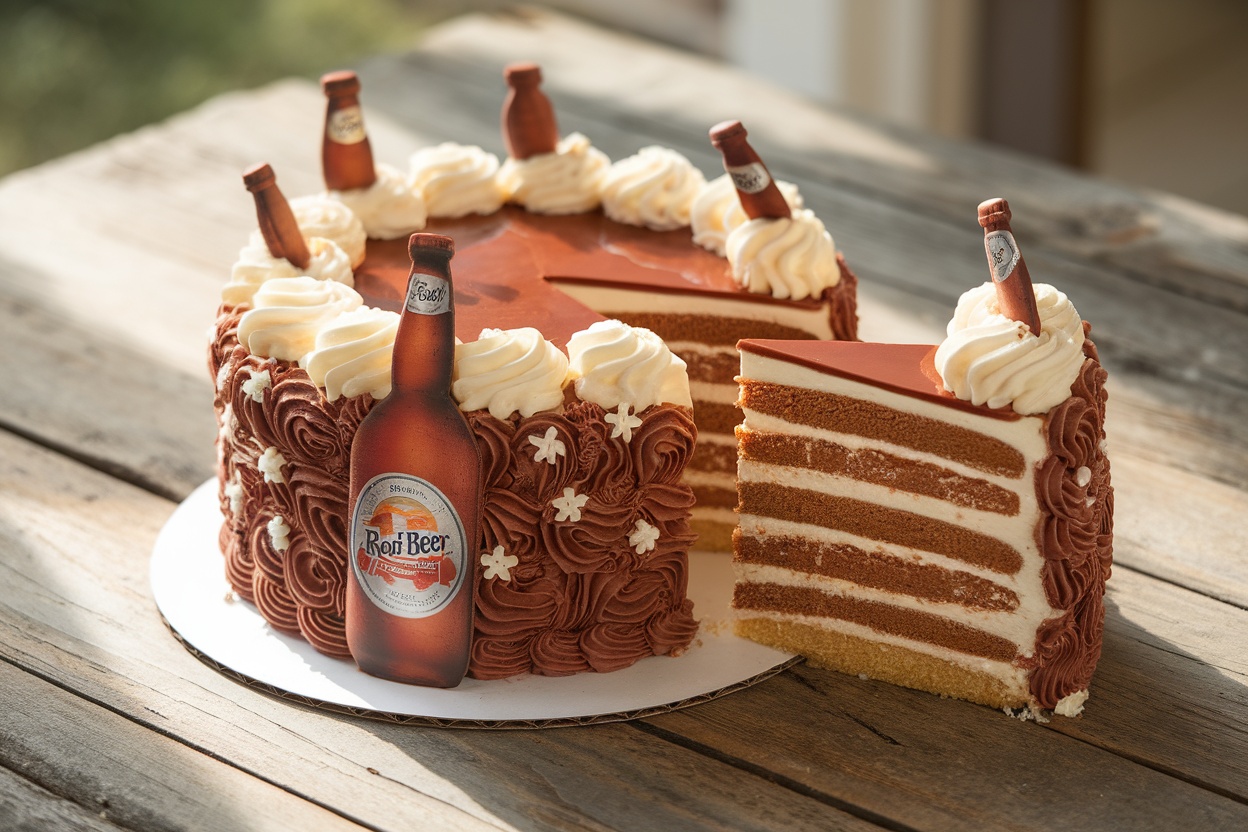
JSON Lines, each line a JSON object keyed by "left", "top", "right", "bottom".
{"left": 605, "top": 402, "right": 643, "bottom": 443}
{"left": 268, "top": 515, "right": 291, "bottom": 552}
{"left": 258, "top": 447, "right": 287, "bottom": 484}
{"left": 481, "top": 545, "right": 519, "bottom": 581}
{"left": 629, "top": 518, "right": 659, "bottom": 555}
{"left": 242, "top": 368, "right": 272, "bottom": 403}
{"left": 551, "top": 487, "right": 589, "bottom": 523}
{"left": 528, "top": 426, "right": 567, "bottom": 465}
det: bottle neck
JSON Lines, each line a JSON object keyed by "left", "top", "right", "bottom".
{"left": 392, "top": 255, "right": 457, "bottom": 394}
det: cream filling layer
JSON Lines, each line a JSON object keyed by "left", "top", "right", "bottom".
{"left": 741, "top": 410, "right": 1027, "bottom": 491}
{"left": 691, "top": 506, "right": 739, "bottom": 526}
{"left": 738, "top": 457, "right": 1035, "bottom": 543}
{"left": 735, "top": 562, "right": 1038, "bottom": 652}
{"left": 739, "top": 352, "right": 1049, "bottom": 461}
{"left": 736, "top": 513, "right": 1014, "bottom": 586}
{"left": 689, "top": 380, "right": 739, "bottom": 406}
{"left": 682, "top": 469, "right": 738, "bottom": 490}
{"left": 553, "top": 282, "right": 836, "bottom": 338}
{"left": 735, "top": 609, "right": 1030, "bottom": 698}
{"left": 666, "top": 341, "right": 738, "bottom": 360}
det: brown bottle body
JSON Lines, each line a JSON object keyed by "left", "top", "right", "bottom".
{"left": 243, "top": 163, "right": 310, "bottom": 268}
{"left": 708, "top": 120, "right": 791, "bottom": 220}
{"left": 321, "top": 71, "right": 378, "bottom": 192}
{"left": 977, "top": 198, "right": 1043, "bottom": 335}
{"left": 501, "top": 63, "right": 559, "bottom": 160}
{"left": 346, "top": 234, "right": 482, "bottom": 687}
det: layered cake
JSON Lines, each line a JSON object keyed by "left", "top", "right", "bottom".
{"left": 732, "top": 202, "right": 1112, "bottom": 714}
{"left": 210, "top": 64, "right": 857, "bottom": 679}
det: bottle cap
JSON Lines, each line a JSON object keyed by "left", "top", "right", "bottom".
{"left": 504, "top": 63, "right": 543, "bottom": 87}
{"left": 409, "top": 232, "right": 455, "bottom": 258}
{"left": 709, "top": 120, "right": 747, "bottom": 147}
{"left": 321, "top": 70, "right": 361, "bottom": 96}
{"left": 242, "top": 163, "right": 275, "bottom": 192}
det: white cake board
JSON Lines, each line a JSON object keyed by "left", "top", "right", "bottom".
{"left": 151, "top": 480, "right": 800, "bottom": 728}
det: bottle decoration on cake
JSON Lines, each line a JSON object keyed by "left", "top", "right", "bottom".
{"left": 321, "top": 71, "right": 377, "bottom": 192}
{"left": 501, "top": 63, "right": 559, "bottom": 161}
{"left": 321, "top": 71, "right": 427, "bottom": 239}
{"left": 224, "top": 165, "right": 355, "bottom": 307}
{"left": 244, "top": 163, "right": 311, "bottom": 269}
{"left": 346, "top": 233, "right": 483, "bottom": 688}
{"left": 710, "top": 120, "right": 840, "bottom": 300}
{"left": 978, "top": 198, "right": 1043, "bottom": 336}
{"left": 497, "top": 62, "right": 609, "bottom": 214}
{"left": 934, "top": 199, "right": 1088, "bottom": 414}
{"left": 708, "top": 120, "right": 791, "bottom": 221}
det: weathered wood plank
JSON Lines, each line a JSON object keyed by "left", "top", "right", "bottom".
{"left": 0, "top": 663, "right": 366, "bottom": 832}
{"left": 0, "top": 429, "right": 882, "bottom": 832}
{"left": 642, "top": 566, "right": 1248, "bottom": 830}
{"left": 0, "top": 763, "right": 126, "bottom": 832}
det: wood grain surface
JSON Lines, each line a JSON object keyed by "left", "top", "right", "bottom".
{"left": 1, "top": 9, "right": 1245, "bottom": 831}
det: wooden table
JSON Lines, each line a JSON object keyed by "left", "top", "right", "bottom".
{"left": 3, "top": 9, "right": 1246, "bottom": 830}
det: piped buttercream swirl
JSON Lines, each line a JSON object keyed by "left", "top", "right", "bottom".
{"left": 498, "top": 132, "right": 610, "bottom": 215}
{"left": 409, "top": 142, "right": 506, "bottom": 218}
{"left": 566, "top": 320, "right": 692, "bottom": 411}
{"left": 600, "top": 146, "right": 706, "bottom": 231}
{"left": 330, "top": 163, "right": 427, "bottom": 240}
{"left": 725, "top": 208, "right": 840, "bottom": 300}
{"left": 301, "top": 306, "right": 399, "bottom": 401}
{"left": 934, "top": 282, "right": 1086, "bottom": 415}
{"left": 452, "top": 327, "right": 569, "bottom": 420}
{"left": 223, "top": 237, "right": 353, "bottom": 307}
{"left": 691, "top": 173, "right": 803, "bottom": 256}
{"left": 278, "top": 194, "right": 367, "bottom": 267}
{"left": 237, "top": 276, "right": 362, "bottom": 361}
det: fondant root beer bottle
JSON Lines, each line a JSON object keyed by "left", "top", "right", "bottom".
{"left": 708, "top": 120, "right": 791, "bottom": 220}
{"left": 347, "top": 233, "right": 482, "bottom": 687}
{"left": 321, "top": 70, "right": 377, "bottom": 192}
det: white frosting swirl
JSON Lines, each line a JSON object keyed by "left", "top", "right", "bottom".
{"left": 498, "top": 132, "right": 610, "bottom": 215}
{"left": 725, "top": 208, "right": 840, "bottom": 300}
{"left": 600, "top": 146, "right": 706, "bottom": 231}
{"left": 566, "top": 320, "right": 692, "bottom": 411}
{"left": 330, "top": 163, "right": 427, "bottom": 240}
{"left": 237, "top": 276, "right": 362, "bottom": 361}
{"left": 691, "top": 173, "right": 803, "bottom": 256}
{"left": 452, "top": 327, "right": 569, "bottom": 420}
{"left": 409, "top": 143, "right": 506, "bottom": 218}
{"left": 300, "top": 306, "right": 399, "bottom": 401}
{"left": 223, "top": 237, "right": 353, "bottom": 307}
{"left": 281, "top": 194, "right": 367, "bottom": 267}
{"left": 934, "top": 282, "right": 1087, "bottom": 415}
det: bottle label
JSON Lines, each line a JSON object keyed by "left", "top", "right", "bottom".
{"left": 405, "top": 273, "right": 451, "bottom": 315}
{"left": 327, "top": 106, "right": 367, "bottom": 145}
{"left": 985, "top": 230, "right": 1021, "bottom": 282}
{"left": 349, "top": 473, "right": 467, "bottom": 619}
{"left": 726, "top": 162, "right": 771, "bottom": 194}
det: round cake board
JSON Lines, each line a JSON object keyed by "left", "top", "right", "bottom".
{"left": 151, "top": 480, "right": 800, "bottom": 728}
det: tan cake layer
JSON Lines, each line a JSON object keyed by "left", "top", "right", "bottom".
{"left": 739, "top": 481, "right": 1024, "bottom": 574}
{"left": 680, "top": 351, "right": 741, "bottom": 384}
{"left": 738, "top": 430, "right": 1020, "bottom": 515}
{"left": 696, "top": 403, "right": 745, "bottom": 435}
{"left": 734, "top": 582, "right": 1018, "bottom": 662}
{"left": 734, "top": 529, "right": 1020, "bottom": 612}
{"left": 690, "top": 441, "right": 736, "bottom": 475}
{"left": 735, "top": 617, "right": 1026, "bottom": 709}
{"left": 740, "top": 379, "right": 1026, "bottom": 478}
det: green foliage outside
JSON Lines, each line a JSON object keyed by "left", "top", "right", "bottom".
{"left": 0, "top": 0, "right": 439, "bottom": 176}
